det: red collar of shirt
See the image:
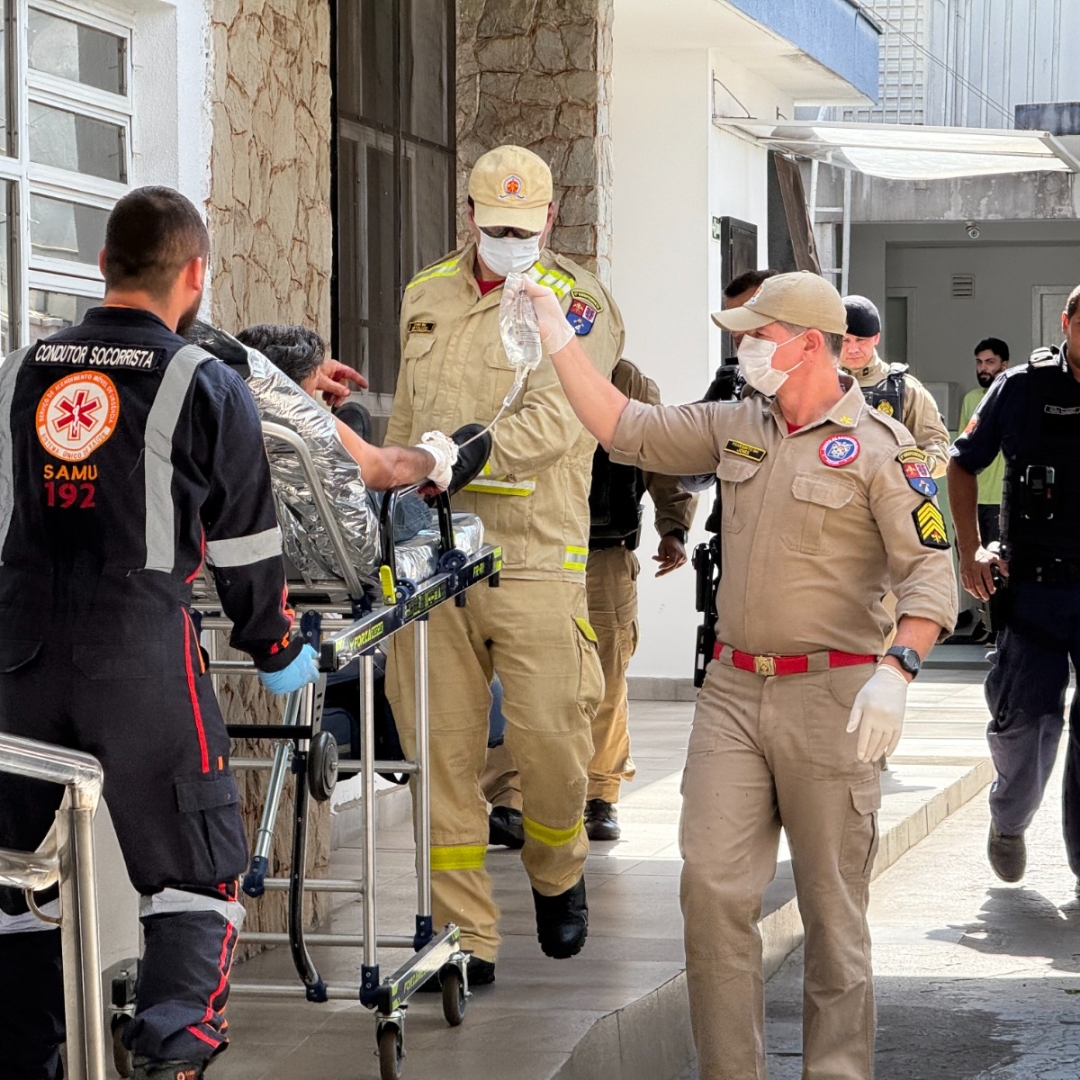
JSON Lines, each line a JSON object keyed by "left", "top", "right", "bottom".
{"left": 476, "top": 276, "right": 504, "bottom": 297}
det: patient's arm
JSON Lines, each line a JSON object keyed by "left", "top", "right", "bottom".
{"left": 334, "top": 418, "right": 436, "bottom": 491}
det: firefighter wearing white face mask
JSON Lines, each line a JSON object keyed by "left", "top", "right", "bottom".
{"left": 384, "top": 145, "right": 625, "bottom": 978}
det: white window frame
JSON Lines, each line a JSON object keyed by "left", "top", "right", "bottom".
{"left": 2, "top": 0, "right": 133, "bottom": 348}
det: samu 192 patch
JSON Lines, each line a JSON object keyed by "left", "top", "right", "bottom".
{"left": 912, "top": 499, "right": 950, "bottom": 549}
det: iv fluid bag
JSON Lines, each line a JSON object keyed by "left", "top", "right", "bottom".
{"left": 499, "top": 272, "right": 542, "bottom": 373}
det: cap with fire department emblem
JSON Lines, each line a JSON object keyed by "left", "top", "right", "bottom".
{"left": 468, "top": 145, "right": 552, "bottom": 232}
{"left": 710, "top": 271, "right": 849, "bottom": 336}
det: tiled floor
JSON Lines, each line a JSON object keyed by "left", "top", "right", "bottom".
{"left": 210, "top": 672, "right": 995, "bottom": 1080}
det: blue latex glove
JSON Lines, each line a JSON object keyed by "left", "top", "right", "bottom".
{"left": 258, "top": 643, "right": 320, "bottom": 695}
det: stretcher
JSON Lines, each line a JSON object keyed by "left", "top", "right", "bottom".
{"left": 114, "top": 422, "right": 501, "bottom": 1080}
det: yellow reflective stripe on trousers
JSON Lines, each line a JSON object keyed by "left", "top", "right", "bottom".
{"left": 430, "top": 844, "right": 487, "bottom": 872}
{"left": 563, "top": 545, "right": 588, "bottom": 571}
{"left": 463, "top": 477, "right": 537, "bottom": 496}
{"left": 522, "top": 815, "right": 584, "bottom": 848}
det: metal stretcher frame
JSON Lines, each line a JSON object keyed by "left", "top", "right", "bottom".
{"left": 0, "top": 734, "right": 106, "bottom": 1080}
{"left": 186, "top": 422, "right": 502, "bottom": 1079}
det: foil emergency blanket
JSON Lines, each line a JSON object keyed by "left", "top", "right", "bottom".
{"left": 244, "top": 347, "right": 381, "bottom": 582}
{"left": 394, "top": 513, "right": 485, "bottom": 583}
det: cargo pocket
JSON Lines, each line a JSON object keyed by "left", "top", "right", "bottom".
{"left": 839, "top": 776, "right": 881, "bottom": 880}
{"left": 174, "top": 772, "right": 247, "bottom": 885}
{"left": 715, "top": 457, "right": 763, "bottom": 533}
{"left": 782, "top": 474, "right": 856, "bottom": 554}
{"left": 573, "top": 616, "right": 605, "bottom": 720}
{"left": 0, "top": 639, "right": 42, "bottom": 673}
{"left": 402, "top": 333, "right": 436, "bottom": 407}
{"left": 72, "top": 641, "right": 163, "bottom": 680}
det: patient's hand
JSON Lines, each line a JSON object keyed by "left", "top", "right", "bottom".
{"left": 315, "top": 359, "right": 368, "bottom": 405}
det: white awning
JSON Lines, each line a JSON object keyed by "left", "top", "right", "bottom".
{"left": 714, "top": 119, "right": 1080, "bottom": 179}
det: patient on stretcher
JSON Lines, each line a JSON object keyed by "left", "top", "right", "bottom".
{"left": 185, "top": 321, "right": 491, "bottom": 585}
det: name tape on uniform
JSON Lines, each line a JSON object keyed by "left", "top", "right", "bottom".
{"left": 407, "top": 320, "right": 435, "bottom": 334}
{"left": 723, "top": 439, "right": 767, "bottom": 463}
{"left": 912, "top": 499, "right": 950, "bottom": 549}
{"left": 29, "top": 342, "right": 164, "bottom": 371}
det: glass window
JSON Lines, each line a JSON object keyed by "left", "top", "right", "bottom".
{"left": 28, "top": 289, "right": 98, "bottom": 344}
{"left": 0, "top": 12, "right": 8, "bottom": 157}
{"left": 0, "top": 182, "right": 11, "bottom": 354}
{"left": 30, "top": 195, "right": 108, "bottom": 265}
{"left": 333, "top": 0, "right": 455, "bottom": 397}
{"left": 29, "top": 103, "right": 126, "bottom": 182}
{"left": 28, "top": 8, "right": 126, "bottom": 96}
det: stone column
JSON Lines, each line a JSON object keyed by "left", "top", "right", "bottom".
{"left": 457, "top": 0, "right": 615, "bottom": 283}
{"left": 205, "top": 0, "right": 333, "bottom": 939}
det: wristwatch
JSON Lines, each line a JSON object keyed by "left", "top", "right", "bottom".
{"left": 884, "top": 645, "right": 922, "bottom": 679}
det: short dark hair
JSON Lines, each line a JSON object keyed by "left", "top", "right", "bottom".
{"left": 102, "top": 186, "right": 209, "bottom": 299}
{"left": 236, "top": 324, "right": 325, "bottom": 385}
{"left": 723, "top": 268, "right": 777, "bottom": 300}
{"left": 974, "top": 337, "right": 1009, "bottom": 363}
{"left": 1066, "top": 284, "right": 1080, "bottom": 321}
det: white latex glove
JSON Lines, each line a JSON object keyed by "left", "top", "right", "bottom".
{"left": 845, "top": 664, "right": 909, "bottom": 763}
{"left": 416, "top": 430, "right": 459, "bottom": 491}
{"left": 521, "top": 276, "right": 574, "bottom": 354}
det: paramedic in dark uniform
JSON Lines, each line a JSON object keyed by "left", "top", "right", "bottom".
{"left": 949, "top": 283, "right": 1080, "bottom": 889}
{"left": 0, "top": 187, "right": 320, "bottom": 1080}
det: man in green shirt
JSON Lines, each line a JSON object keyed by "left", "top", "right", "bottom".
{"left": 958, "top": 337, "right": 1010, "bottom": 545}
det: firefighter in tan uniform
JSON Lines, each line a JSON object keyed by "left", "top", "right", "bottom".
{"left": 482, "top": 360, "right": 698, "bottom": 844}
{"left": 384, "top": 145, "right": 623, "bottom": 983}
{"left": 841, "top": 294, "right": 950, "bottom": 476}
{"left": 522, "top": 271, "right": 957, "bottom": 1079}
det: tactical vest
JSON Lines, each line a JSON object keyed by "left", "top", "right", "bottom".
{"left": 1001, "top": 349, "right": 1080, "bottom": 563}
{"left": 589, "top": 444, "right": 645, "bottom": 549}
{"left": 861, "top": 362, "right": 907, "bottom": 422}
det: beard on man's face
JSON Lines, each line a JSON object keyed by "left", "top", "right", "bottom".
{"left": 176, "top": 292, "right": 204, "bottom": 338}
{"left": 976, "top": 371, "right": 995, "bottom": 388}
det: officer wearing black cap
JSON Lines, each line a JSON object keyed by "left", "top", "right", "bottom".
{"left": 0, "top": 187, "right": 318, "bottom": 1080}
{"left": 948, "top": 282, "right": 1080, "bottom": 890}
{"left": 842, "top": 294, "right": 950, "bottom": 477}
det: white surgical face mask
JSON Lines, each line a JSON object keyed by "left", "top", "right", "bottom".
{"left": 477, "top": 231, "right": 541, "bottom": 277}
{"left": 737, "top": 332, "right": 806, "bottom": 396}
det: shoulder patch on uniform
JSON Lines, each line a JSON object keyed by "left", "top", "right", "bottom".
{"left": 912, "top": 499, "right": 950, "bottom": 549}
{"left": 570, "top": 288, "right": 603, "bottom": 314}
{"left": 567, "top": 294, "right": 597, "bottom": 336}
{"left": 962, "top": 415, "right": 978, "bottom": 435}
{"left": 819, "top": 435, "right": 860, "bottom": 468}
{"left": 407, "top": 320, "right": 435, "bottom": 334}
{"left": 898, "top": 450, "right": 937, "bottom": 496}
{"left": 723, "top": 439, "right": 767, "bottom": 462}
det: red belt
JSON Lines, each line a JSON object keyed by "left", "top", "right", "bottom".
{"left": 712, "top": 642, "right": 876, "bottom": 677}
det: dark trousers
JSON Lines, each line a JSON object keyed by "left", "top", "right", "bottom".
{"left": 985, "top": 580, "right": 1080, "bottom": 877}
{"left": 0, "top": 603, "right": 248, "bottom": 1075}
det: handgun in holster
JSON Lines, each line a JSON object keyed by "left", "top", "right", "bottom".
{"left": 692, "top": 535, "right": 722, "bottom": 688}
{"left": 987, "top": 565, "right": 1011, "bottom": 633}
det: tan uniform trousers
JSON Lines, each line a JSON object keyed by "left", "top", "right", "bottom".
{"left": 584, "top": 545, "right": 639, "bottom": 803}
{"left": 386, "top": 578, "right": 602, "bottom": 963}
{"left": 681, "top": 652, "right": 881, "bottom": 1080}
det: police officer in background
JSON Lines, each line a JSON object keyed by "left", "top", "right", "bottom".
{"left": 948, "top": 285, "right": 1080, "bottom": 889}
{"left": 0, "top": 187, "right": 320, "bottom": 1080}
{"left": 842, "top": 294, "right": 950, "bottom": 476}
{"left": 384, "top": 145, "right": 623, "bottom": 985}
{"left": 525, "top": 270, "right": 957, "bottom": 1079}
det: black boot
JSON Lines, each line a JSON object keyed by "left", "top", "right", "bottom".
{"left": 533, "top": 877, "right": 588, "bottom": 959}
{"left": 584, "top": 798, "right": 621, "bottom": 841}
{"left": 488, "top": 806, "right": 525, "bottom": 849}
{"left": 443, "top": 424, "right": 493, "bottom": 497}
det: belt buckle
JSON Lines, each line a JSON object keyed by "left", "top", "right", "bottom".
{"left": 753, "top": 654, "right": 776, "bottom": 677}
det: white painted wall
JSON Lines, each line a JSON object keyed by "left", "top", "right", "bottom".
{"left": 611, "top": 31, "right": 793, "bottom": 679}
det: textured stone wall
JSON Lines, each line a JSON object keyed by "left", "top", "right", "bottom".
{"left": 208, "top": 0, "right": 332, "bottom": 333}
{"left": 206, "top": 0, "right": 333, "bottom": 939}
{"left": 457, "top": 0, "right": 615, "bottom": 282}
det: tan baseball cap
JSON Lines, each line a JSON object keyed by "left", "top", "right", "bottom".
{"left": 468, "top": 145, "right": 552, "bottom": 232}
{"left": 710, "top": 271, "right": 848, "bottom": 336}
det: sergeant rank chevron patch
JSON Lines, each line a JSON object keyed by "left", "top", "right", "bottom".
{"left": 912, "top": 499, "right": 950, "bottom": 549}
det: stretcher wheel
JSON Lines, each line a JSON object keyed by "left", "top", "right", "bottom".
{"left": 378, "top": 1025, "right": 403, "bottom": 1080}
{"left": 441, "top": 966, "right": 467, "bottom": 1026}
{"left": 438, "top": 549, "right": 467, "bottom": 573}
{"left": 308, "top": 731, "right": 339, "bottom": 803}
{"left": 111, "top": 1014, "right": 133, "bottom": 1077}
